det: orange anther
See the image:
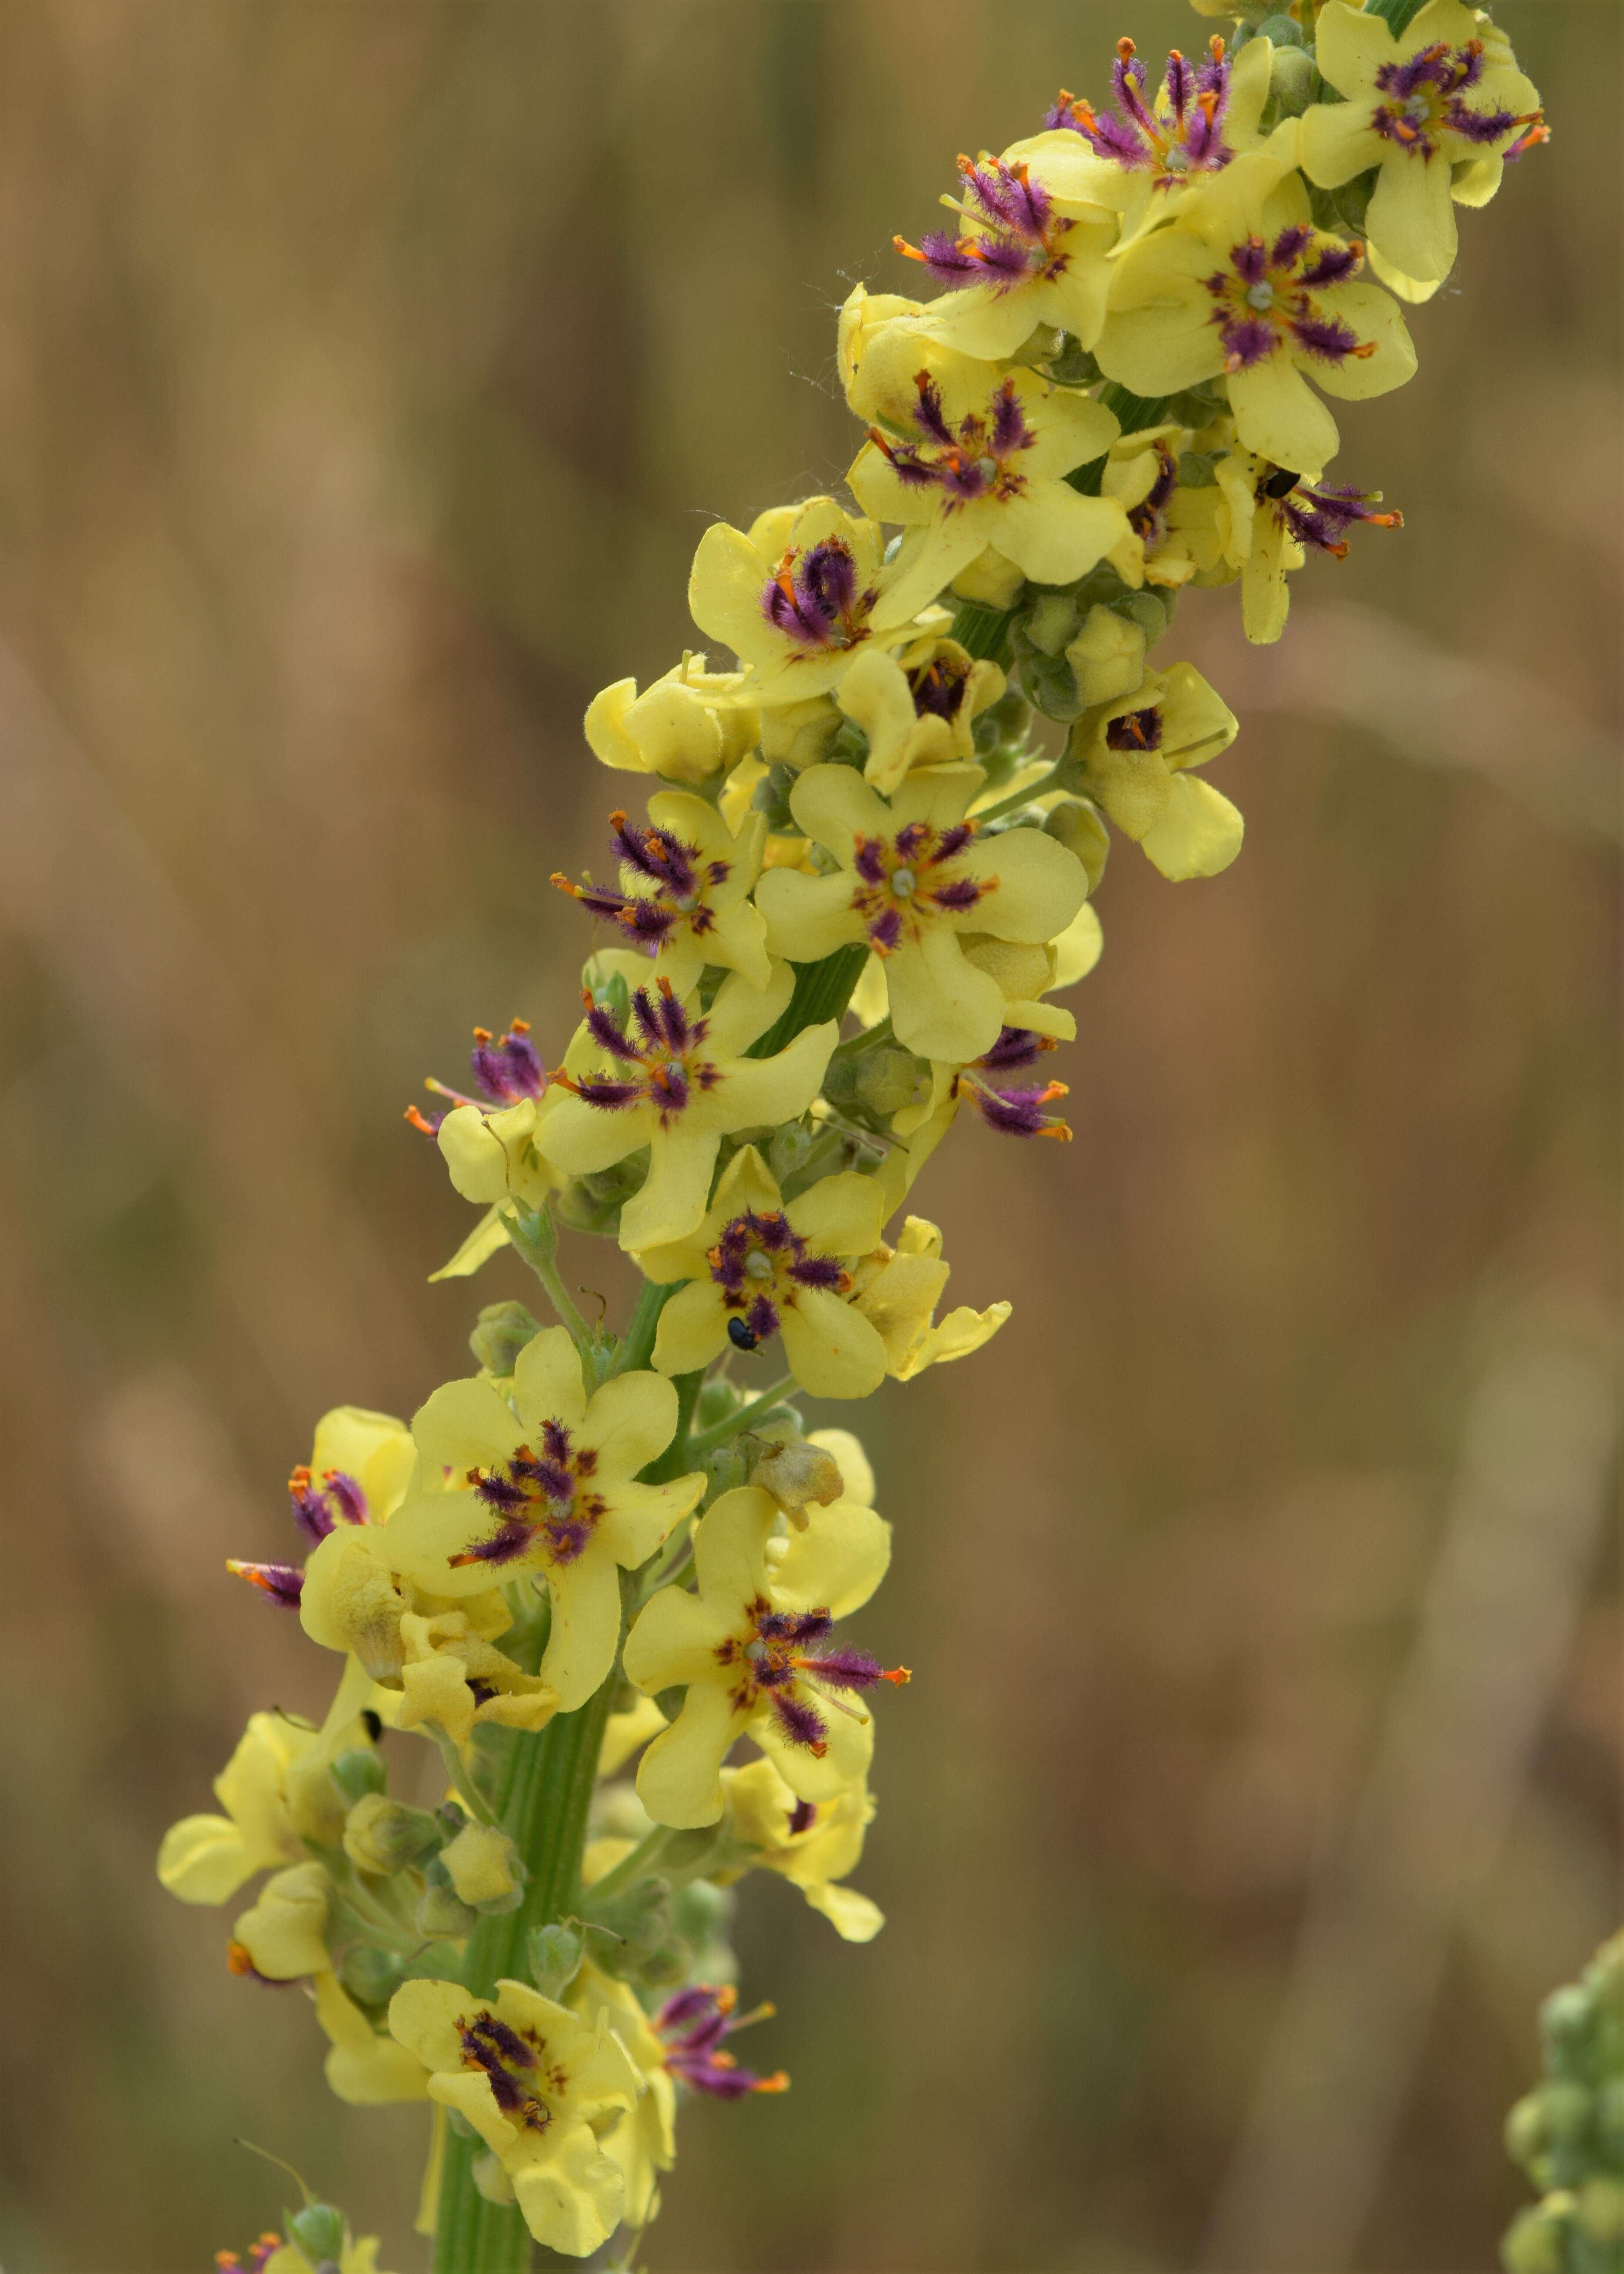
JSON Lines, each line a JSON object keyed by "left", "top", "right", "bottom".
{"left": 472, "top": 1026, "right": 492, "bottom": 1043}
{"left": 404, "top": 1104, "right": 437, "bottom": 1134}
{"left": 1117, "top": 35, "right": 1137, "bottom": 59}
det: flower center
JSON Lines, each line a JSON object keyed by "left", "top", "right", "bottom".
{"left": 1046, "top": 36, "right": 1234, "bottom": 190}
{"left": 554, "top": 978, "right": 722, "bottom": 1125}
{"left": 708, "top": 1208, "right": 851, "bottom": 1353}
{"left": 894, "top": 152, "right": 1074, "bottom": 298}
{"left": 760, "top": 536, "right": 877, "bottom": 654}
{"left": 552, "top": 818, "right": 727, "bottom": 953}
{"left": 459, "top": 2011, "right": 560, "bottom": 2134}
{"left": 1204, "top": 226, "right": 1374, "bottom": 375}
{"left": 453, "top": 1420, "right": 606, "bottom": 1572}
{"left": 1371, "top": 39, "right": 1538, "bottom": 160}
{"left": 866, "top": 372, "right": 1035, "bottom": 511}
{"left": 848, "top": 818, "right": 991, "bottom": 957}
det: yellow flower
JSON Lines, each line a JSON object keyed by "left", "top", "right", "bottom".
{"left": 584, "top": 653, "right": 758, "bottom": 786}
{"left": 721, "top": 1758, "right": 884, "bottom": 1943}
{"left": 1097, "top": 152, "right": 1415, "bottom": 474}
{"left": 294, "top": 1410, "right": 515, "bottom": 1690}
{"left": 848, "top": 1215, "right": 1010, "bottom": 1380}
{"left": 541, "top": 963, "right": 838, "bottom": 1252}
{"left": 834, "top": 635, "right": 1006, "bottom": 796}
{"left": 894, "top": 148, "right": 1118, "bottom": 361}
{"left": 552, "top": 793, "right": 769, "bottom": 997}
{"left": 382, "top": 1327, "right": 705, "bottom": 1709}
{"left": 568, "top": 1961, "right": 675, "bottom": 2230}
{"left": 395, "top": 1608, "right": 559, "bottom": 1745}
{"left": 314, "top": 1971, "right": 430, "bottom": 2108}
{"left": 625, "top": 1486, "right": 900, "bottom": 1829}
{"left": 688, "top": 496, "right": 917, "bottom": 705}
{"left": 1193, "top": 444, "right": 1402, "bottom": 643}
{"left": 635, "top": 1146, "right": 890, "bottom": 1399}
{"left": 388, "top": 1977, "right": 639, "bottom": 2258}
{"left": 756, "top": 765, "right": 1087, "bottom": 1064}
{"left": 1063, "top": 660, "right": 1242, "bottom": 880}
{"left": 231, "top": 1859, "right": 332, "bottom": 1982}
{"left": 1301, "top": 0, "right": 1543, "bottom": 285}
{"left": 844, "top": 331, "right": 1127, "bottom": 626}
{"left": 158, "top": 1658, "right": 379, "bottom": 1904}
{"left": 1006, "top": 33, "right": 1281, "bottom": 248}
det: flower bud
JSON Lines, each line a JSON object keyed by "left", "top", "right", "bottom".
{"left": 1043, "top": 799, "right": 1111, "bottom": 895}
{"left": 759, "top": 695, "right": 838, "bottom": 771}
{"left": 415, "top": 1881, "right": 481, "bottom": 1941}
{"left": 343, "top": 1793, "right": 442, "bottom": 1877}
{"left": 1502, "top": 2203, "right": 1569, "bottom": 2274}
{"left": 1539, "top": 2080, "right": 1593, "bottom": 2144}
{"left": 1269, "top": 44, "right": 1318, "bottom": 115}
{"left": 288, "top": 2203, "right": 346, "bottom": 2264}
{"left": 1597, "top": 2075, "right": 1624, "bottom": 2152}
{"left": 1065, "top": 606, "right": 1145, "bottom": 708}
{"left": 339, "top": 1943, "right": 407, "bottom": 2008}
{"left": 1542, "top": 1984, "right": 1592, "bottom": 2056}
{"left": 1023, "top": 591, "right": 1078, "bottom": 658}
{"left": 1504, "top": 2092, "right": 1546, "bottom": 2170}
{"left": 440, "top": 1821, "right": 527, "bottom": 1915}
{"left": 469, "top": 1301, "right": 542, "bottom": 1378}
{"left": 329, "top": 1745, "right": 386, "bottom": 1809}
{"left": 1578, "top": 2179, "right": 1624, "bottom": 2244}
{"left": 527, "top": 1922, "right": 586, "bottom": 2000}
{"left": 704, "top": 1442, "right": 750, "bottom": 1499}
{"left": 949, "top": 547, "right": 1024, "bottom": 610}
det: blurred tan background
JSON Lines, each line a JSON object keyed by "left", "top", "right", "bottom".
{"left": 0, "top": 2, "right": 1616, "bottom": 2268}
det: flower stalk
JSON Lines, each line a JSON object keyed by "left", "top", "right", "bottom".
{"left": 157, "top": 4, "right": 1547, "bottom": 2266}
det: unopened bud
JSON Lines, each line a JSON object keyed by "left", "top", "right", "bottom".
{"left": 1065, "top": 606, "right": 1145, "bottom": 708}
{"left": 1542, "top": 1984, "right": 1592, "bottom": 2054}
{"left": 766, "top": 1122, "right": 817, "bottom": 1185}
{"left": 415, "top": 1881, "right": 481, "bottom": 1941}
{"left": 1023, "top": 591, "right": 1078, "bottom": 659}
{"left": 1254, "top": 12, "right": 1304, "bottom": 45}
{"left": 1043, "top": 799, "right": 1111, "bottom": 895}
{"left": 856, "top": 1046, "right": 932, "bottom": 1119}
{"left": 1597, "top": 2076, "right": 1624, "bottom": 2152}
{"left": 1269, "top": 43, "right": 1318, "bottom": 113}
{"left": 329, "top": 1745, "right": 386, "bottom": 1808}
{"left": 288, "top": 2204, "right": 346, "bottom": 2264}
{"left": 440, "top": 1822, "right": 527, "bottom": 1914}
{"left": 1539, "top": 2081, "right": 1593, "bottom": 2144}
{"left": 949, "top": 546, "right": 1025, "bottom": 610}
{"left": 339, "top": 1944, "right": 407, "bottom": 2008}
{"left": 469, "top": 1301, "right": 542, "bottom": 1377}
{"left": 1504, "top": 2092, "right": 1546, "bottom": 2169}
{"left": 344, "top": 1794, "right": 442, "bottom": 1876}
{"left": 704, "top": 1442, "right": 750, "bottom": 1498}
{"left": 1502, "top": 2202, "right": 1571, "bottom": 2274}
{"left": 1578, "top": 2178, "right": 1624, "bottom": 2244}
{"left": 527, "top": 1922, "right": 586, "bottom": 2000}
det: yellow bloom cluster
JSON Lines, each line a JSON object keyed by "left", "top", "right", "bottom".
{"left": 163, "top": 4, "right": 1543, "bottom": 2265}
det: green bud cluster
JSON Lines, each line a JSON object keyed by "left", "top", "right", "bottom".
{"left": 1504, "top": 1934, "right": 1624, "bottom": 2274}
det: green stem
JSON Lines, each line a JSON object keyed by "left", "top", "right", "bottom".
{"left": 616, "top": 1276, "right": 679, "bottom": 1375}
{"left": 687, "top": 1375, "right": 796, "bottom": 1456}
{"left": 972, "top": 762, "right": 1063, "bottom": 826}
{"left": 429, "top": 1724, "right": 499, "bottom": 1828}
{"left": 948, "top": 598, "right": 1018, "bottom": 666}
{"left": 430, "top": 1669, "right": 623, "bottom": 2274}
{"left": 434, "top": 959, "right": 843, "bottom": 2268}
{"left": 501, "top": 1202, "right": 594, "bottom": 1351}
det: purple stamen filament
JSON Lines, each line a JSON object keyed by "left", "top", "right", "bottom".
{"left": 894, "top": 152, "right": 1075, "bottom": 296}
{"left": 451, "top": 1420, "right": 606, "bottom": 1571}
{"left": 551, "top": 811, "right": 727, "bottom": 951}
{"left": 551, "top": 977, "right": 722, "bottom": 1122}
{"left": 1046, "top": 34, "right": 1235, "bottom": 190}
{"left": 715, "top": 1599, "right": 909, "bottom": 1760}
{"left": 866, "top": 371, "right": 1035, "bottom": 511}
{"left": 459, "top": 2011, "right": 558, "bottom": 2132}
